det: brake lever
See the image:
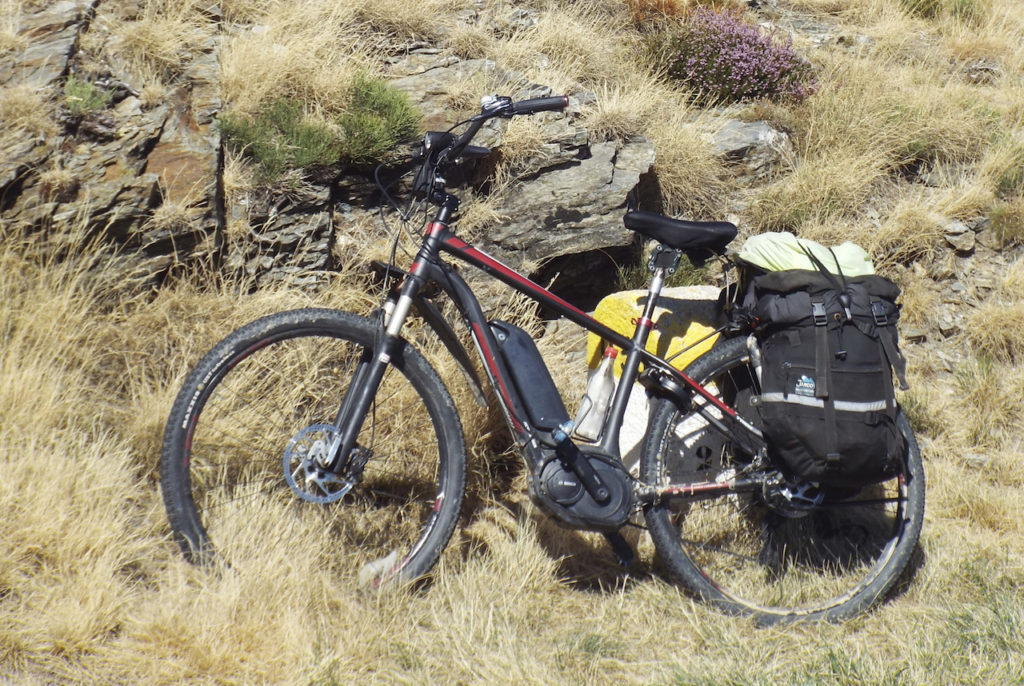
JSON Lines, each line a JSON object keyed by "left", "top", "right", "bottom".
{"left": 480, "top": 94, "right": 513, "bottom": 117}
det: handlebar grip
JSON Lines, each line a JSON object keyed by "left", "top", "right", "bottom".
{"left": 511, "top": 95, "right": 569, "bottom": 115}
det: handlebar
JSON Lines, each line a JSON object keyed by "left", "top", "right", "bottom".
{"left": 441, "top": 93, "right": 569, "bottom": 165}
{"left": 409, "top": 93, "right": 569, "bottom": 204}
{"left": 511, "top": 95, "right": 570, "bottom": 115}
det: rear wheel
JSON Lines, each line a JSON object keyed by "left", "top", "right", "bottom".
{"left": 642, "top": 336, "right": 925, "bottom": 624}
{"left": 160, "top": 308, "right": 466, "bottom": 586}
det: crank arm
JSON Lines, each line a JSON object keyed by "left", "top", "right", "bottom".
{"left": 552, "top": 423, "right": 611, "bottom": 504}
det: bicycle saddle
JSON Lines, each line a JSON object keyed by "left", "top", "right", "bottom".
{"left": 623, "top": 210, "right": 737, "bottom": 254}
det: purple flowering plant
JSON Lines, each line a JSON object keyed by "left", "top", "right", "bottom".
{"left": 664, "top": 7, "right": 816, "bottom": 104}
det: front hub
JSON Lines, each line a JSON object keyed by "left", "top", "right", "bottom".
{"left": 283, "top": 424, "right": 355, "bottom": 503}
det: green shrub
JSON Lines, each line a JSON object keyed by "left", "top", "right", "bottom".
{"left": 337, "top": 74, "right": 421, "bottom": 165}
{"left": 64, "top": 76, "right": 112, "bottom": 117}
{"left": 218, "top": 100, "right": 339, "bottom": 182}
{"left": 218, "top": 75, "right": 420, "bottom": 182}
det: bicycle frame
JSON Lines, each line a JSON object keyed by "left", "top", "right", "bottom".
{"left": 327, "top": 196, "right": 766, "bottom": 502}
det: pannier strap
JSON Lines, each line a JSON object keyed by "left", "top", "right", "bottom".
{"left": 880, "top": 326, "right": 910, "bottom": 390}
{"left": 823, "top": 336, "right": 839, "bottom": 467}
{"left": 868, "top": 298, "right": 910, "bottom": 391}
{"left": 871, "top": 301, "right": 888, "bottom": 326}
{"left": 812, "top": 298, "right": 829, "bottom": 399}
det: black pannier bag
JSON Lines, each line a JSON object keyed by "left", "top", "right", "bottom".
{"left": 745, "top": 258, "right": 910, "bottom": 487}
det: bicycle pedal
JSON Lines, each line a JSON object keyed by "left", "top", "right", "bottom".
{"left": 603, "top": 531, "right": 634, "bottom": 569}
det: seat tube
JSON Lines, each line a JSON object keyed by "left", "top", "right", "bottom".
{"left": 598, "top": 267, "right": 667, "bottom": 455}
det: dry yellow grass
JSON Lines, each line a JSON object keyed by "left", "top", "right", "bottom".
{"left": 965, "top": 259, "right": 1024, "bottom": 363}
{"left": 0, "top": 85, "right": 56, "bottom": 142}
{"left": 3, "top": 0, "right": 1024, "bottom": 682}
{"left": 582, "top": 78, "right": 664, "bottom": 142}
{"left": 219, "top": 1, "right": 366, "bottom": 115}
{"left": 109, "top": 0, "right": 215, "bottom": 81}
{"left": 3, "top": 220, "right": 1024, "bottom": 685}
{"left": 0, "top": 0, "right": 26, "bottom": 55}
{"left": 644, "top": 106, "right": 732, "bottom": 219}
{"left": 486, "top": 3, "right": 632, "bottom": 89}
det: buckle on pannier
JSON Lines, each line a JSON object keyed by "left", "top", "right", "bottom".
{"left": 871, "top": 301, "right": 888, "bottom": 326}
{"left": 812, "top": 302, "right": 827, "bottom": 326}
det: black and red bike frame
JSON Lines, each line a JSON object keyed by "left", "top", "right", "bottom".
{"left": 327, "top": 196, "right": 766, "bottom": 503}
{"left": 325, "top": 95, "right": 767, "bottom": 503}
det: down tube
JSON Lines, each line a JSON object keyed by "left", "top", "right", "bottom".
{"left": 423, "top": 256, "right": 532, "bottom": 439}
{"left": 438, "top": 232, "right": 736, "bottom": 416}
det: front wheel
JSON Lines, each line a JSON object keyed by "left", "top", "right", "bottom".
{"left": 641, "top": 336, "right": 925, "bottom": 624}
{"left": 160, "top": 309, "right": 467, "bottom": 586}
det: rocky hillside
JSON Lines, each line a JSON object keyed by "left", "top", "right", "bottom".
{"left": 3, "top": 0, "right": 1024, "bottom": 421}
{"left": 2, "top": 1, "right": 1021, "bottom": 313}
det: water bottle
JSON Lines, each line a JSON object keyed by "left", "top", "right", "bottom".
{"left": 573, "top": 346, "right": 618, "bottom": 441}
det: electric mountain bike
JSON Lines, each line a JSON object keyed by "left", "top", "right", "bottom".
{"left": 160, "top": 94, "right": 924, "bottom": 624}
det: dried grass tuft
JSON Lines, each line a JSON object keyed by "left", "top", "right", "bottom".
{"left": 110, "top": 1, "right": 214, "bottom": 81}
{"left": 964, "top": 259, "right": 1024, "bottom": 363}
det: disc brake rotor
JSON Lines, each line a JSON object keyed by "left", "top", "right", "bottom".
{"left": 283, "top": 424, "right": 354, "bottom": 503}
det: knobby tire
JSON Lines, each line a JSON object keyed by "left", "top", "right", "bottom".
{"left": 160, "top": 309, "right": 466, "bottom": 586}
{"left": 642, "top": 336, "right": 925, "bottom": 624}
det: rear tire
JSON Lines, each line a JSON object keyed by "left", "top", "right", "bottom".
{"left": 160, "top": 309, "right": 466, "bottom": 586}
{"left": 642, "top": 336, "right": 925, "bottom": 624}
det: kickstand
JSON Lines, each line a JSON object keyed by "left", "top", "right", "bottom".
{"left": 603, "top": 531, "right": 635, "bottom": 568}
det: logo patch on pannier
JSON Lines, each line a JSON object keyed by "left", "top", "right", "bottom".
{"left": 794, "top": 375, "right": 816, "bottom": 397}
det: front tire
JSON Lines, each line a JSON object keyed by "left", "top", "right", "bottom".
{"left": 160, "top": 308, "right": 467, "bottom": 586}
{"left": 641, "top": 336, "right": 925, "bottom": 624}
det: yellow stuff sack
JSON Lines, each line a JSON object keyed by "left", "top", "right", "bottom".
{"left": 586, "top": 286, "right": 720, "bottom": 376}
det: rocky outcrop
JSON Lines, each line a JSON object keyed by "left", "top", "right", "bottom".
{"left": 485, "top": 138, "right": 656, "bottom": 264}
{"left": 389, "top": 51, "right": 658, "bottom": 269}
{"left": 225, "top": 183, "right": 335, "bottom": 286}
{"left": 0, "top": 0, "right": 96, "bottom": 89}
{"left": 712, "top": 119, "right": 793, "bottom": 186}
{"left": 1, "top": 1, "right": 221, "bottom": 278}
{"left": 0, "top": 5, "right": 844, "bottom": 286}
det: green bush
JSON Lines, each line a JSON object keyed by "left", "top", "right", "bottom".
{"left": 218, "top": 100, "right": 339, "bottom": 182}
{"left": 337, "top": 74, "right": 421, "bottom": 165}
{"left": 64, "top": 76, "right": 112, "bottom": 117}
{"left": 219, "top": 75, "right": 421, "bottom": 183}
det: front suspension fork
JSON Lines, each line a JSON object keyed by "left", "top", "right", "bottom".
{"left": 323, "top": 282, "right": 421, "bottom": 472}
